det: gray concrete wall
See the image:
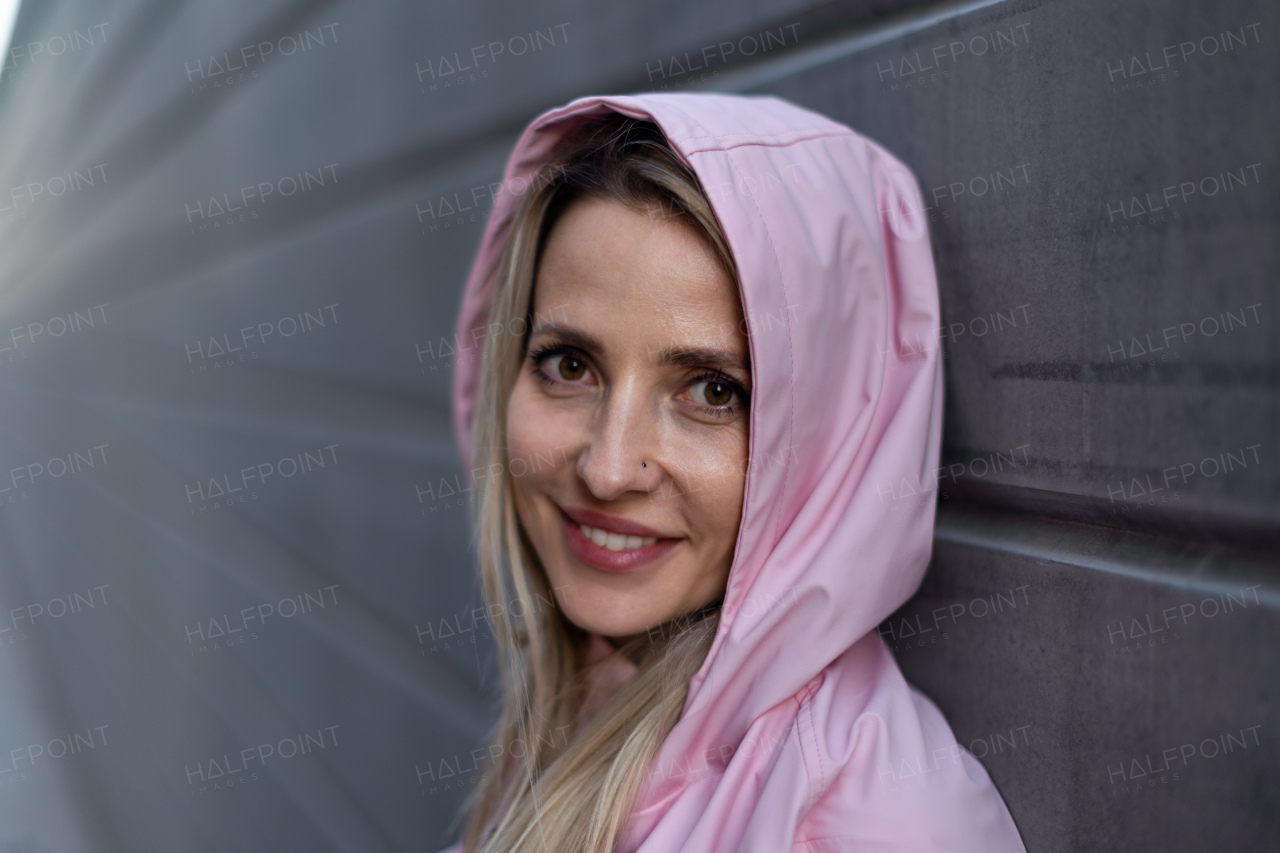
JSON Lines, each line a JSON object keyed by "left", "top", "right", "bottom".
{"left": 738, "top": 1, "right": 1278, "bottom": 847}
{"left": 0, "top": 0, "right": 1273, "bottom": 850}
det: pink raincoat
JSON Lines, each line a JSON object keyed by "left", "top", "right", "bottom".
{"left": 445, "top": 93, "right": 1026, "bottom": 852}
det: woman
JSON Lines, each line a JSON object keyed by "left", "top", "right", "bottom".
{"left": 443, "top": 93, "right": 1025, "bottom": 852}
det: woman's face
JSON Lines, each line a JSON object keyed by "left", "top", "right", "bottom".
{"left": 505, "top": 195, "right": 750, "bottom": 644}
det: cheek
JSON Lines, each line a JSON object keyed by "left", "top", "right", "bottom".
{"left": 682, "top": 427, "right": 748, "bottom": 487}
{"left": 505, "top": 374, "right": 580, "bottom": 483}
{"left": 707, "top": 457, "right": 747, "bottom": 542}
{"left": 504, "top": 379, "right": 538, "bottom": 461}
{"left": 669, "top": 429, "right": 748, "bottom": 540}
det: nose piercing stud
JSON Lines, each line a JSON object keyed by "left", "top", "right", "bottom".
{"left": 642, "top": 462, "right": 647, "bottom": 468}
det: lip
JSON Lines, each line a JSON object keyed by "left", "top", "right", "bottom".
{"left": 559, "top": 506, "right": 682, "bottom": 574}
{"left": 560, "top": 506, "right": 674, "bottom": 539}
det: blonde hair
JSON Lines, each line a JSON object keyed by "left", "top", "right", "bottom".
{"left": 454, "top": 114, "right": 740, "bottom": 853}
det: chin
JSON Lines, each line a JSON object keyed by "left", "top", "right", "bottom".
{"left": 555, "top": 584, "right": 656, "bottom": 641}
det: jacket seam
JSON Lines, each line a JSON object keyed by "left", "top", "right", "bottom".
{"left": 721, "top": 145, "right": 797, "bottom": 570}
{"left": 794, "top": 709, "right": 881, "bottom": 845}
{"left": 795, "top": 833, "right": 933, "bottom": 848}
{"left": 655, "top": 98, "right": 854, "bottom": 153}
{"left": 681, "top": 129, "right": 855, "bottom": 154}
{"left": 793, "top": 675, "right": 825, "bottom": 817}
{"left": 803, "top": 683, "right": 825, "bottom": 810}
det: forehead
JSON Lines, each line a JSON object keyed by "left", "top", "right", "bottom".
{"left": 533, "top": 196, "right": 745, "bottom": 346}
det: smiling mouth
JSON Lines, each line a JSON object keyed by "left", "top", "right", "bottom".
{"left": 557, "top": 508, "right": 681, "bottom": 573}
{"left": 574, "top": 523, "right": 658, "bottom": 551}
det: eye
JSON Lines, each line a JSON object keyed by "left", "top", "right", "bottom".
{"left": 547, "top": 352, "right": 587, "bottom": 381}
{"left": 693, "top": 379, "right": 734, "bottom": 407}
{"left": 687, "top": 372, "right": 749, "bottom": 418}
{"left": 528, "top": 343, "right": 594, "bottom": 388}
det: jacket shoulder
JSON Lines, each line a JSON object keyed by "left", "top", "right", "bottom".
{"left": 791, "top": 638, "right": 1025, "bottom": 852}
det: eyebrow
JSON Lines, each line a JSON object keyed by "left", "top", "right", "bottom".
{"left": 529, "top": 321, "right": 751, "bottom": 377}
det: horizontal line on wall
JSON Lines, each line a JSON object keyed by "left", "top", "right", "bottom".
{"left": 989, "top": 361, "right": 1278, "bottom": 387}
{"left": 935, "top": 501, "right": 1280, "bottom": 608}
{"left": 708, "top": 0, "right": 1011, "bottom": 93}
{"left": 938, "top": 476, "right": 1279, "bottom": 557}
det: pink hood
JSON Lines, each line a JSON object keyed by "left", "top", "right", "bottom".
{"left": 449, "top": 93, "right": 1024, "bottom": 852}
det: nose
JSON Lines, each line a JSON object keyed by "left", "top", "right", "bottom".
{"left": 575, "top": 379, "right": 662, "bottom": 501}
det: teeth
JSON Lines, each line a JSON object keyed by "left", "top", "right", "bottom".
{"left": 578, "top": 524, "right": 657, "bottom": 551}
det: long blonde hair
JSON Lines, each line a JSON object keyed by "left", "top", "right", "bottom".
{"left": 455, "top": 114, "right": 740, "bottom": 853}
